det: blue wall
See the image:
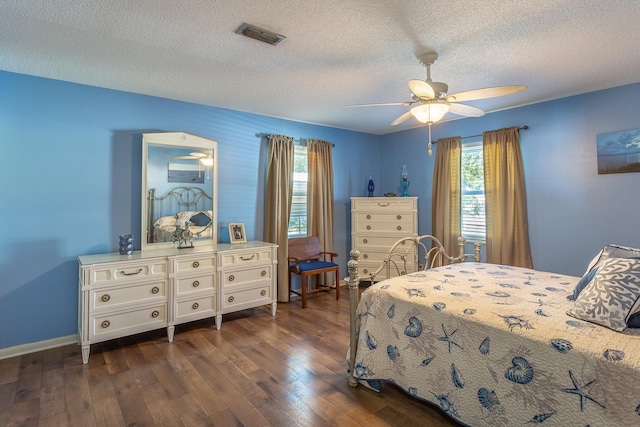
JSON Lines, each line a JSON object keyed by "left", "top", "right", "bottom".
{"left": 2, "top": 69, "right": 639, "bottom": 351}
{"left": 0, "top": 70, "right": 381, "bottom": 349}
{"left": 379, "top": 83, "right": 640, "bottom": 276}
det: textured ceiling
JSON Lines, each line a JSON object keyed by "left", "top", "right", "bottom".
{"left": 2, "top": 0, "right": 640, "bottom": 135}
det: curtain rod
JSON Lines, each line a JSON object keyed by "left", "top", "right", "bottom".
{"left": 431, "top": 125, "right": 529, "bottom": 144}
{"left": 256, "top": 133, "right": 335, "bottom": 147}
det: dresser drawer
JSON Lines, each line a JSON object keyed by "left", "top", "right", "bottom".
{"left": 357, "top": 262, "right": 415, "bottom": 280}
{"left": 174, "top": 295, "right": 216, "bottom": 323}
{"left": 222, "top": 265, "right": 272, "bottom": 288}
{"left": 221, "top": 285, "right": 272, "bottom": 311}
{"left": 352, "top": 198, "right": 416, "bottom": 212}
{"left": 90, "top": 304, "right": 167, "bottom": 340}
{"left": 353, "top": 216, "right": 415, "bottom": 233}
{"left": 90, "top": 280, "right": 167, "bottom": 310}
{"left": 354, "top": 235, "right": 417, "bottom": 249}
{"left": 218, "top": 248, "right": 273, "bottom": 268}
{"left": 88, "top": 260, "right": 167, "bottom": 285}
{"left": 357, "top": 247, "right": 416, "bottom": 265}
{"left": 175, "top": 274, "right": 215, "bottom": 296}
{"left": 173, "top": 256, "right": 215, "bottom": 275}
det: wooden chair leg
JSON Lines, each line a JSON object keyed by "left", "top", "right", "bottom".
{"left": 301, "top": 273, "right": 307, "bottom": 308}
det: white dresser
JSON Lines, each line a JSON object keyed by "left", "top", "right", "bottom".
{"left": 78, "top": 241, "right": 277, "bottom": 364}
{"left": 351, "top": 197, "right": 418, "bottom": 280}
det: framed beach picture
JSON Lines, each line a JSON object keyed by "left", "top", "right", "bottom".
{"left": 228, "top": 222, "right": 246, "bottom": 244}
{"left": 596, "top": 128, "right": 640, "bottom": 174}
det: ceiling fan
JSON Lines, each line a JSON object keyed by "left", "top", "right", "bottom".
{"left": 173, "top": 151, "right": 213, "bottom": 166}
{"left": 347, "top": 52, "right": 527, "bottom": 128}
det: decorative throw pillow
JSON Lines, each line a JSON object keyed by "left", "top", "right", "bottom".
{"left": 570, "top": 244, "right": 640, "bottom": 300}
{"left": 153, "top": 215, "right": 177, "bottom": 227}
{"left": 567, "top": 257, "right": 640, "bottom": 331}
{"left": 190, "top": 212, "right": 211, "bottom": 227}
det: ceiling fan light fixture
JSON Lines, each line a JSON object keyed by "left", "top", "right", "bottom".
{"left": 200, "top": 158, "right": 213, "bottom": 167}
{"left": 410, "top": 103, "right": 449, "bottom": 124}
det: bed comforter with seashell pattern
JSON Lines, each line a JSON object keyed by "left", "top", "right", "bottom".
{"left": 352, "top": 262, "right": 640, "bottom": 426}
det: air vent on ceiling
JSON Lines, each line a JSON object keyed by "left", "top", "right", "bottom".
{"left": 235, "top": 23, "right": 286, "bottom": 46}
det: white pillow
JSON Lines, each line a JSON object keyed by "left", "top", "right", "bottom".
{"left": 153, "top": 216, "right": 177, "bottom": 227}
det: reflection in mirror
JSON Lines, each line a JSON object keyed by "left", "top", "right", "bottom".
{"left": 142, "top": 132, "right": 218, "bottom": 250}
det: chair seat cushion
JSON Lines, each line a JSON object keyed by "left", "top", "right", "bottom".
{"left": 296, "top": 260, "right": 338, "bottom": 272}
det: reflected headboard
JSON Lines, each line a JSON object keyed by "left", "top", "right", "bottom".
{"left": 147, "top": 186, "right": 213, "bottom": 242}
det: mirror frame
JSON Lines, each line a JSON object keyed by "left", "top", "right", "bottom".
{"left": 141, "top": 132, "right": 218, "bottom": 250}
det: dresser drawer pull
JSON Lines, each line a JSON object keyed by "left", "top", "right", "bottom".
{"left": 363, "top": 268, "right": 368, "bottom": 274}
{"left": 363, "top": 239, "right": 368, "bottom": 244}
{"left": 120, "top": 268, "right": 142, "bottom": 276}
{"left": 366, "top": 225, "right": 371, "bottom": 230}
{"left": 192, "top": 303, "right": 199, "bottom": 310}
{"left": 228, "top": 275, "right": 235, "bottom": 282}
{"left": 363, "top": 254, "right": 368, "bottom": 259}
{"left": 261, "top": 270, "right": 266, "bottom": 276}
{"left": 240, "top": 255, "right": 255, "bottom": 261}
{"left": 101, "top": 294, "right": 111, "bottom": 302}
{"left": 377, "top": 202, "right": 390, "bottom": 207}
{"left": 260, "top": 290, "right": 266, "bottom": 296}
{"left": 397, "top": 225, "right": 402, "bottom": 231}
{"left": 151, "top": 287, "right": 159, "bottom": 294}
{"left": 366, "top": 214, "right": 371, "bottom": 219}
{"left": 228, "top": 296, "right": 234, "bottom": 303}
{"left": 101, "top": 320, "right": 110, "bottom": 328}
{"left": 151, "top": 310, "right": 159, "bottom": 318}
{"left": 192, "top": 280, "right": 200, "bottom": 288}
{"left": 397, "top": 215, "right": 402, "bottom": 220}
{"left": 192, "top": 261, "right": 200, "bottom": 268}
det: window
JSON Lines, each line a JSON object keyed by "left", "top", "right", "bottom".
{"left": 461, "top": 142, "right": 486, "bottom": 241}
{"left": 288, "top": 144, "right": 307, "bottom": 237}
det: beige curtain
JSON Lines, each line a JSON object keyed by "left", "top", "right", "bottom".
{"left": 483, "top": 126, "right": 533, "bottom": 268}
{"left": 431, "top": 136, "right": 462, "bottom": 262}
{"left": 265, "top": 134, "right": 295, "bottom": 302}
{"left": 307, "top": 139, "right": 335, "bottom": 285}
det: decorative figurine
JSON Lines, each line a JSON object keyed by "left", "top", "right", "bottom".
{"left": 173, "top": 221, "right": 194, "bottom": 249}
{"left": 368, "top": 173, "right": 375, "bottom": 197}
{"left": 401, "top": 164, "right": 410, "bottom": 197}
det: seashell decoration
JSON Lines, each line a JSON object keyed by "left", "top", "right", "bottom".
{"left": 365, "top": 331, "right": 377, "bottom": 350}
{"left": 528, "top": 413, "right": 554, "bottom": 423}
{"left": 478, "top": 388, "right": 500, "bottom": 411}
{"left": 550, "top": 338, "right": 573, "bottom": 354}
{"left": 464, "top": 308, "right": 477, "bottom": 315}
{"left": 386, "top": 345, "right": 400, "bottom": 362}
{"left": 505, "top": 356, "right": 534, "bottom": 384}
{"left": 479, "top": 337, "right": 490, "bottom": 356}
{"left": 603, "top": 349, "right": 625, "bottom": 361}
{"left": 404, "top": 316, "right": 423, "bottom": 338}
{"left": 387, "top": 304, "right": 395, "bottom": 319}
{"left": 433, "top": 302, "right": 447, "bottom": 311}
{"left": 635, "top": 403, "right": 640, "bottom": 415}
{"left": 486, "top": 291, "right": 511, "bottom": 298}
{"left": 535, "top": 309, "right": 551, "bottom": 317}
{"left": 451, "top": 363, "right": 465, "bottom": 388}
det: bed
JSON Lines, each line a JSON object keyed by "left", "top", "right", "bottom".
{"left": 147, "top": 186, "right": 214, "bottom": 243}
{"left": 345, "top": 235, "right": 640, "bottom": 427}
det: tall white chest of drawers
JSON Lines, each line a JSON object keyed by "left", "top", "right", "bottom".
{"left": 351, "top": 197, "right": 418, "bottom": 280}
{"left": 78, "top": 241, "right": 277, "bottom": 364}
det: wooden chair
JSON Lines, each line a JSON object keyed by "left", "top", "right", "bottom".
{"left": 288, "top": 236, "right": 340, "bottom": 308}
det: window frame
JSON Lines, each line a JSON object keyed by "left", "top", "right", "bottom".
{"left": 288, "top": 143, "right": 308, "bottom": 238}
{"left": 461, "top": 141, "right": 486, "bottom": 242}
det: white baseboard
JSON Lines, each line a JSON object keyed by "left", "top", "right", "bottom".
{"left": 0, "top": 334, "right": 78, "bottom": 360}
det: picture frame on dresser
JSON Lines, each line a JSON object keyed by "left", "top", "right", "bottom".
{"left": 228, "top": 222, "right": 246, "bottom": 244}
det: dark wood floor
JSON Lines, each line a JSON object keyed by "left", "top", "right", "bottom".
{"left": 0, "top": 290, "right": 460, "bottom": 427}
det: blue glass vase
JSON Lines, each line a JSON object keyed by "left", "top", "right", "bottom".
{"left": 367, "top": 174, "right": 375, "bottom": 197}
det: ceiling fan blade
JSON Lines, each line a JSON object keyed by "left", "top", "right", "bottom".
{"left": 408, "top": 80, "right": 435, "bottom": 100}
{"left": 447, "top": 102, "right": 485, "bottom": 117}
{"left": 390, "top": 110, "right": 414, "bottom": 126}
{"left": 346, "top": 101, "right": 415, "bottom": 107}
{"left": 445, "top": 85, "right": 527, "bottom": 102}
{"left": 173, "top": 155, "right": 197, "bottom": 159}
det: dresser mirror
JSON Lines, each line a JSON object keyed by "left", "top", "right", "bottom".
{"left": 142, "top": 132, "right": 218, "bottom": 250}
